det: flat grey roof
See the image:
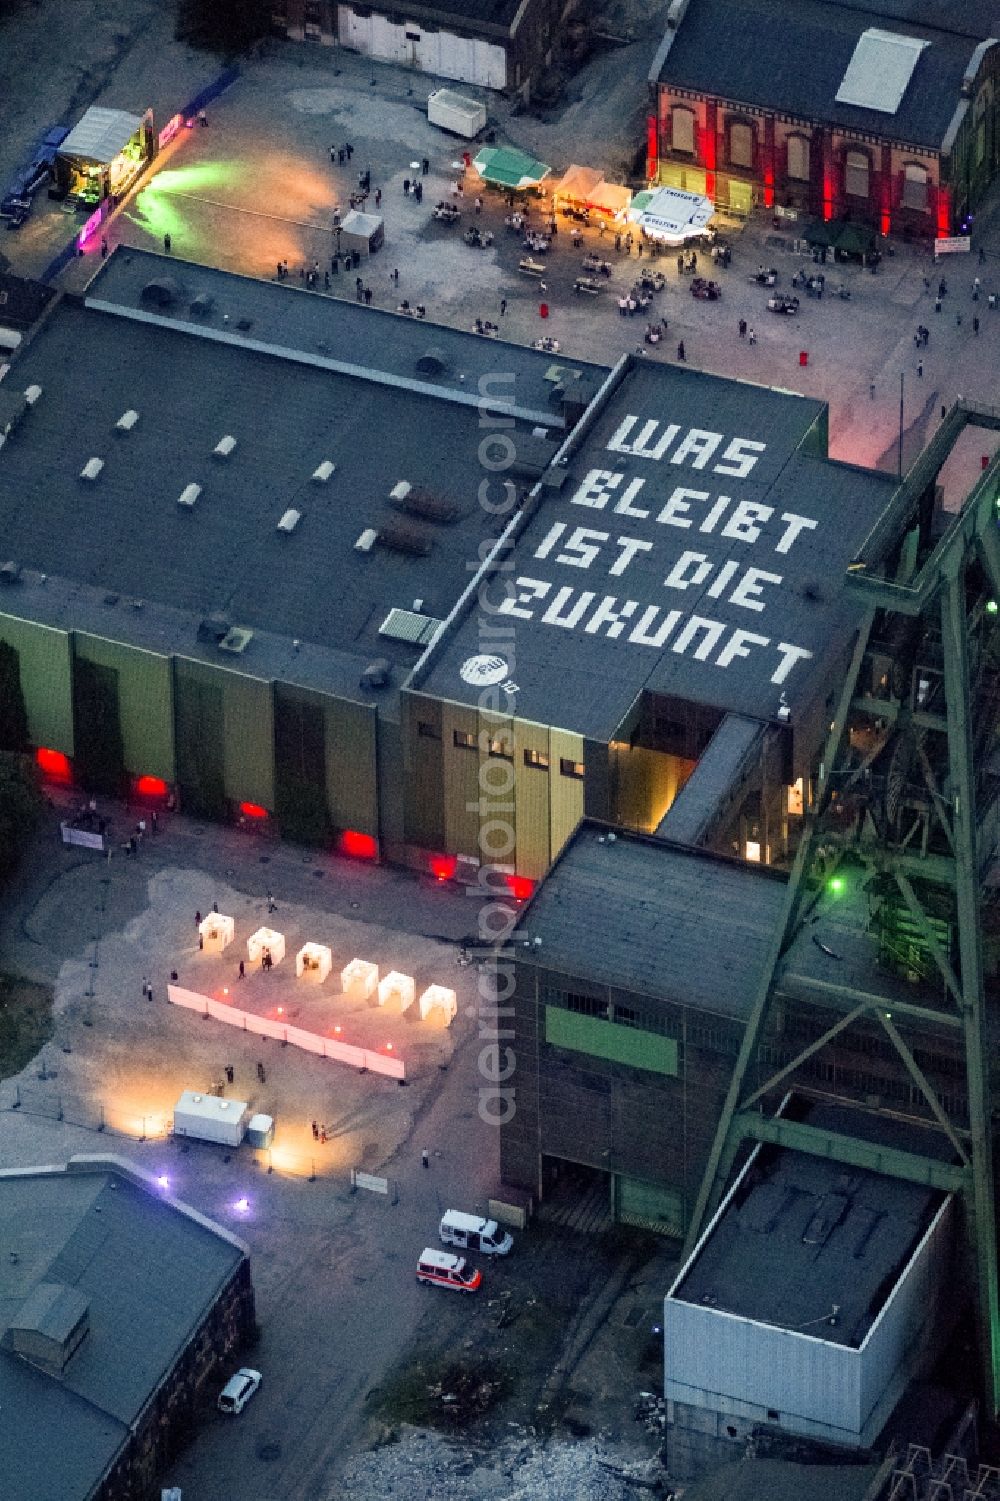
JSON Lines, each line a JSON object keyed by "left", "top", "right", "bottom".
{"left": 512, "top": 821, "right": 788, "bottom": 1020}
{"left": 653, "top": 0, "right": 984, "bottom": 149}
{"left": 671, "top": 1103, "right": 947, "bottom": 1347}
{"left": 419, "top": 358, "right": 896, "bottom": 740}
{"left": 0, "top": 272, "right": 590, "bottom": 676}
{"left": 0, "top": 1160, "right": 245, "bottom": 1501}
{"left": 657, "top": 712, "right": 766, "bottom": 844}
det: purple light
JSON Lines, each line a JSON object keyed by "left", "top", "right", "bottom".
{"left": 156, "top": 1174, "right": 170, "bottom": 1189}
{"left": 234, "top": 1196, "right": 250, "bottom": 1214}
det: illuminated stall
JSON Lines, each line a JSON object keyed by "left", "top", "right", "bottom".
{"left": 55, "top": 107, "right": 155, "bottom": 207}
{"left": 295, "top": 943, "right": 332, "bottom": 982}
{"left": 472, "top": 146, "right": 550, "bottom": 194}
{"left": 341, "top": 958, "right": 379, "bottom": 999}
{"left": 418, "top": 984, "right": 457, "bottom": 1026}
{"left": 199, "top": 913, "right": 234, "bottom": 954}
{"left": 553, "top": 165, "right": 631, "bottom": 223}
{"left": 247, "top": 927, "right": 285, "bottom": 966}
{"left": 339, "top": 209, "right": 384, "bottom": 257}
{"left": 378, "top": 971, "right": 416, "bottom": 1013}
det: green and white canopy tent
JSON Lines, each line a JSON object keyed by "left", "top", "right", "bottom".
{"left": 471, "top": 147, "right": 550, "bottom": 191}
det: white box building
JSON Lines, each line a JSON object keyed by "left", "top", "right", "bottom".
{"left": 663, "top": 1105, "right": 955, "bottom": 1477}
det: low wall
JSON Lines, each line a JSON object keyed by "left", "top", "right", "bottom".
{"left": 167, "top": 984, "right": 405, "bottom": 1080}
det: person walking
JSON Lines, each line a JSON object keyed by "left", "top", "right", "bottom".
{"left": 500, "top": 297, "right": 507, "bottom": 316}
{"left": 869, "top": 381, "right": 876, "bottom": 400}
{"left": 267, "top": 890, "right": 276, "bottom": 914}
{"left": 748, "top": 327, "right": 756, "bottom": 345}
{"left": 917, "top": 359, "right": 924, "bottom": 378}
{"left": 677, "top": 340, "right": 686, "bottom": 361}
{"left": 163, "top": 233, "right": 171, "bottom": 253}
{"left": 973, "top": 315, "right": 980, "bottom": 335}
{"left": 738, "top": 318, "right": 747, "bottom": 339}
{"left": 375, "top": 188, "right": 381, "bottom": 208}
{"left": 422, "top": 156, "right": 429, "bottom": 175}
{"left": 225, "top": 1064, "right": 234, "bottom": 1085}
{"left": 195, "top": 910, "right": 202, "bottom": 928}
{"left": 238, "top": 959, "right": 245, "bottom": 979}
{"left": 421, "top": 1149, "right": 430, "bottom": 1169}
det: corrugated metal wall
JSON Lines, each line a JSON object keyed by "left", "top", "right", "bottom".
{"left": 324, "top": 696, "right": 378, "bottom": 835}
{"left": 664, "top": 1297, "right": 860, "bottom": 1439}
{"left": 0, "top": 613, "right": 74, "bottom": 753}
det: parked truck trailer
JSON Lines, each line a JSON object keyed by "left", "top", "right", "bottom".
{"left": 173, "top": 1090, "right": 249, "bottom": 1147}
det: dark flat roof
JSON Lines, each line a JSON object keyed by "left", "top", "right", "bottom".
{"left": 419, "top": 359, "right": 896, "bottom": 739}
{"left": 512, "top": 821, "right": 788, "bottom": 1020}
{"left": 0, "top": 269, "right": 591, "bottom": 675}
{"left": 0, "top": 1159, "right": 245, "bottom": 1501}
{"left": 671, "top": 1103, "right": 947, "bottom": 1347}
{"left": 653, "top": 0, "right": 984, "bottom": 149}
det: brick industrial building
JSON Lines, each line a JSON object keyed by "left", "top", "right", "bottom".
{"left": 648, "top": 0, "right": 1000, "bottom": 237}
{"left": 269, "top": 0, "right": 569, "bottom": 95}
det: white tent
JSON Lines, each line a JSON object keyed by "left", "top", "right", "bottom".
{"left": 418, "top": 984, "right": 458, "bottom": 1026}
{"left": 296, "top": 943, "right": 332, "bottom": 982}
{"left": 341, "top": 958, "right": 379, "bottom": 999}
{"left": 339, "top": 210, "right": 384, "bottom": 256}
{"left": 628, "top": 186, "right": 714, "bottom": 244}
{"left": 378, "top": 971, "right": 416, "bottom": 1012}
{"left": 199, "top": 913, "right": 234, "bottom": 954}
{"left": 248, "top": 927, "right": 285, "bottom": 966}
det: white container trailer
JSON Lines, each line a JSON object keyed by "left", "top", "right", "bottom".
{"left": 173, "top": 1090, "right": 249, "bottom": 1147}
{"left": 427, "top": 89, "right": 487, "bottom": 140}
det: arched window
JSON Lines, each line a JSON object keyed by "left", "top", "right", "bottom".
{"left": 671, "top": 106, "right": 695, "bottom": 154}
{"left": 787, "top": 135, "right": 810, "bottom": 181}
{"left": 845, "top": 150, "right": 869, "bottom": 199}
{"left": 729, "top": 121, "right": 753, "bottom": 169}
{"left": 902, "top": 163, "right": 928, "bottom": 211}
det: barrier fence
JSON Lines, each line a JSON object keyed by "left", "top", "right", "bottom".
{"left": 167, "top": 985, "right": 406, "bottom": 1080}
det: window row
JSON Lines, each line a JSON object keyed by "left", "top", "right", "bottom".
{"left": 667, "top": 108, "right": 930, "bottom": 207}
{"left": 422, "top": 722, "right": 584, "bottom": 777}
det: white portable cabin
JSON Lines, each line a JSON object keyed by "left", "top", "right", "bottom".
{"left": 427, "top": 89, "right": 487, "bottom": 139}
{"left": 419, "top": 984, "right": 458, "bottom": 1025}
{"left": 341, "top": 958, "right": 379, "bottom": 999}
{"left": 173, "top": 1090, "right": 249, "bottom": 1147}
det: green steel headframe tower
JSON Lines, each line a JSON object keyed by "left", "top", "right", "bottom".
{"left": 684, "top": 404, "right": 1000, "bottom": 1416}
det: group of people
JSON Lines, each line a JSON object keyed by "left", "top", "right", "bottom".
{"left": 473, "top": 318, "right": 499, "bottom": 337}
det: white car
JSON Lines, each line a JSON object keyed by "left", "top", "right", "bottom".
{"left": 218, "top": 1367, "right": 262, "bottom": 1414}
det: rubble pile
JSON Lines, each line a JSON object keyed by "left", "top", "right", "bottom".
{"left": 338, "top": 1426, "right": 675, "bottom": 1501}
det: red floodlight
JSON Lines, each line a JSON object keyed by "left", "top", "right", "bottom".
{"left": 505, "top": 874, "right": 535, "bottom": 902}
{"left": 339, "top": 829, "right": 378, "bottom": 860}
{"left": 240, "top": 802, "right": 269, "bottom": 819}
{"left": 36, "top": 747, "right": 72, "bottom": 783}
{"left": 135, "top": 775, "right": 168, "bottom": 798}
{"left": 430, "top": 854, "right": 457, "bottom": 882}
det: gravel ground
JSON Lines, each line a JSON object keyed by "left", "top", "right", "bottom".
{"left": 339, "top": 1427, "right": 671, "bottom": 1501}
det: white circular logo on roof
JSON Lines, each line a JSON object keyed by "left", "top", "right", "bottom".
{"left": 460, "top": 654, "right": 509, "bottom": 686}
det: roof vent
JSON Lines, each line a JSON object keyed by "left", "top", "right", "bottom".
{"left": 277, "top": 508, "right": 301, "bottom": 534}
{"left": 177, "top": 483, "right": 202, "bottom": 509}
{"left": 390, "top": 480, "right": 412, "bottom": 502}
{"left": 376, "top": 523, "right": 431, "bottom": 557}
{"left": 213, "top": 435, "right": 236, "bottom": 458}
{"left": 415, "top": 347, "right": 447, "bottom": 376}
{"left": 190, "top": 292, "right": 215, "bottom": 317}
{"left": 0, "top": 561, "right": 23, "bottom": 585}
{"left": 197, "top": 613, "right": 230, "bottom": 643}
{"left": 360, "top": 658, "right": 390, "bottom": 690}
{"left": 115, "top": 409, "right": 139, "bottom": 433}
{"left": 312, "top": 460, "right": 336, "bottom": 483}
{"left": 80, "top": 457, "right": 104, "bottom": 481}
{"left": 218, "top": 626, "right": 254, "bottom": 654}
{"left": 379, "top": 607, "right": 443, "bottom": 646}
{"left": 355, "top": 528, "right": 377, "bottom": 553}
{"left": 23, "top": 385, "right": 42, "bottom": 406}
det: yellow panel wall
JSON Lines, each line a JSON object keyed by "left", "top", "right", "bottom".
{"left": 324, "top": 697, "right": 378, "bottom": 835}
{"left": 74, "top": 634, "right": 174, "bottom": 781}
{"left": 399, "top": 692, "right": 444, "bottom": 849}
{"left": 221, "top": 670, "right": 274, "bottom": 809}
{"left": 549, "top": 729, "right": 585, "bottom": 862}
{"left": 479, "top": 707, "right": 516, "bottom": 873}
{"left": 512, "top": 717, "right": 551, "bottom": 881}
{"left": 0, "top": 613, "right": 74, "bottom": 754}
{"left": 443, "top": 702, "right": 481, "bottom": 858}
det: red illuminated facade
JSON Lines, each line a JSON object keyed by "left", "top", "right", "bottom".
{"left": 649, "top": 3, "right": 1000, "bottom": 241}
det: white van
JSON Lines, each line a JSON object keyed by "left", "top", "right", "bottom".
{"left": 439, "top": 1210, "right": 513, "bottom": 1256}
{"left": 416, "top": 1247, "right": 482, "bottom": 1292}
